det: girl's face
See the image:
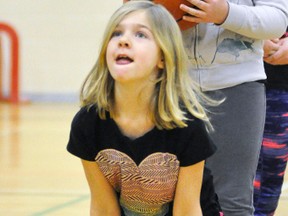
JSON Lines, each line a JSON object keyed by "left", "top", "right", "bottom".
{"left": 106, "top": 10, "right": 164, "bottom": 85}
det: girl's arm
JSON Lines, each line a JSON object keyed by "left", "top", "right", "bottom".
{"left": 173, "top": 160, "right": 205, "bottom": 216}
{"left": 81, "top": 160, "right": 121, "bottom": 216}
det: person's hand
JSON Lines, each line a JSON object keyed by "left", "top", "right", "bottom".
{"left": 263, "top": 39, "right": 279, "bottom": 58}
{"left": 180, "top": 0, "right": 229, "bottom": 25}
{"left": 264, "top": 37, "right": 288, "bottom": 65}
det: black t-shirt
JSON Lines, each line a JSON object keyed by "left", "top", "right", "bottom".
{"left": 67, "top": 106, "right": 217, "bottom": 215}
{"left": 265, "top": 62, "right": 288, "bottom": 90}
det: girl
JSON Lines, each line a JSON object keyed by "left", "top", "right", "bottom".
{"left": 253, "top": 29, "right": 288, "bottom": 216}
{"left": 67, "top": 1, "right": 221, "bottom": 215}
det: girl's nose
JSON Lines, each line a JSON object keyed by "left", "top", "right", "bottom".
{"left": 118, "top": 35, "right": 130, "bottom": 48}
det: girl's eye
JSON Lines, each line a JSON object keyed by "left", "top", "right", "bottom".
{"left": 136, "top": 32, "right": 147, "bottom": 38}
{"left": 111, "top": 31, "right": 122, "bottom": 38}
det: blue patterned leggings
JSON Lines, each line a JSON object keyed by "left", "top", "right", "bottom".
{"left": 254, "top": 88, "right": 288, "bottom": 216}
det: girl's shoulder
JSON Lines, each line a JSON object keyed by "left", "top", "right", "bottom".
{"left": 182, "top": 111, "right": 207, "bottom": 132}
{"left": 169, "top": 112, "right": 216, "bottom": 166}
{"left": 71, "top": 105, "right": 101, "bottom": 128}
{"left": 73, "top": 105, "right": 98, "bottom": 119}
{"left": 67, "top": 105, "right": 109, "bottom": 161}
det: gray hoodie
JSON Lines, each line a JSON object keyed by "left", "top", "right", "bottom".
{"left": 183, "top": 0, "right": 288, "bottom": 91}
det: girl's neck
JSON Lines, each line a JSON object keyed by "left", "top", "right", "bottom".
{"left": 111, "top": 82, "right": 156, "bottom": 139}
{"left": 113, "top": 82, "right": 154, "bottom": 118}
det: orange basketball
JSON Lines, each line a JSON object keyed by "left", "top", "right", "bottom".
{"left": 153, "top": 0, "right": 198, "bottom": 30}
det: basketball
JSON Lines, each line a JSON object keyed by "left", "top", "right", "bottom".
{"left": 153, "top": 0, "right": 198, "bottom": 30}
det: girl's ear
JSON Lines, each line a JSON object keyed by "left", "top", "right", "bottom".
{"left": 157, "top": 51, "right": 164, "bottom": 69}
{"left": 157, "top": 59, "right": 164, "bottom": 69}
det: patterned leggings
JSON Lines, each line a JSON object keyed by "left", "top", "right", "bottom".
{"left": 254, "top": 88, "right": 288, "bottom": 216}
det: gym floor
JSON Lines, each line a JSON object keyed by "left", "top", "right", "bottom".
{"left": 0, "top": 103, "right": 287, "bottom": 215}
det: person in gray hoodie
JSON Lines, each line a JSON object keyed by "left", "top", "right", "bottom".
{"left": 179, "top": 0, "right": 288, "bottom": 215}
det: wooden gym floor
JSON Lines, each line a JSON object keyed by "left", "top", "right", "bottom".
{"left": 0, "top": 103, "right": 287, "bottom": 215}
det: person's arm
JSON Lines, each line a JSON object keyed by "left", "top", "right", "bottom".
{"left": 81, "top": 160, "right": 121, "bottom": 216}
{"left": 173, "top": 160, "right": 205, "bottom": 216}
{"left": 264, "top": 37, "right": 288, "bottom": 65}
{"left": 180, "top": 0, "right": 288, "bottom": 39}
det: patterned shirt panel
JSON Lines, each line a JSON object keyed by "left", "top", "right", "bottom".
{"left": 95, "top": 149, "right": 179, "bottom": 215}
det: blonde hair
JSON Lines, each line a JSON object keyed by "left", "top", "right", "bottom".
{"left": 80, "top": 0, "right": 218, "bottom": 130}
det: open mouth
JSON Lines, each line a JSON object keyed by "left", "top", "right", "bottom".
{"left": 116, "top": 54, "right": 133, "bottom": 65}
